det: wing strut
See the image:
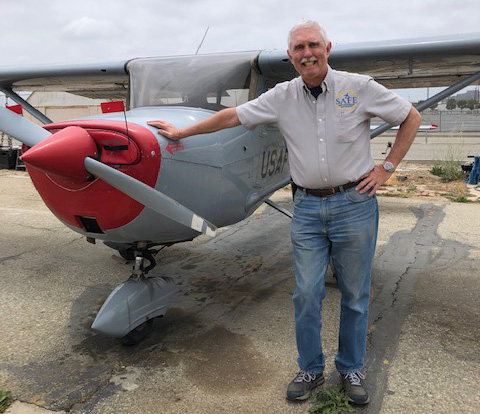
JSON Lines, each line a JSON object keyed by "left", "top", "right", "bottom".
{"left": 264, "top": 199, "right": 293, "bottom": 219}
{"left": 0, "top": 87, "right": 53, "bottom": 124}
{"left": 245, "top": 176, "right": 292, "bottom": 213}
{"left": 370, "top": 70, "right": 480, "bottom": 139}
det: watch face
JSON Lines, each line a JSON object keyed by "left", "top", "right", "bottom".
{"left": 384, "top": 161, "right": 395, "bottom": 172}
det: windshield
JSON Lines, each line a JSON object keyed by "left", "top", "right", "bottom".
{"left": 127, "top": 52, "right": 259, "bottom": 110}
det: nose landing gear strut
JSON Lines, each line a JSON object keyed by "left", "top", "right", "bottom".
{"left": 91, "top": 241, "right": 177, "bottom": 345}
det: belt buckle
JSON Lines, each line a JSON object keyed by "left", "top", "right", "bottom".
{"left": 324, "top": 187, "right": 337, "bottom": 196}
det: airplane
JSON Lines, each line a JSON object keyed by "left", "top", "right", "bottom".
{"left": 371, "top": 124, "right": 438, "bottom": 131}
{"left": 0, "top": 33, "right": 479, "bottom": 345}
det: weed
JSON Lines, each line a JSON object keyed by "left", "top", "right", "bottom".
{"left": 431, "top": 141, "right": 466, "bottom": 182}
{"left": 0, "top": 390, "right": 12, "bottom": 413}
{"left": 446, "top": 195, "right": 471, "bottom": 203}
{"left": 309, "top": 386, "right": 355, "bottom": 414}
{"left": 430, "top": 164, "right": 464, "bottom": 182}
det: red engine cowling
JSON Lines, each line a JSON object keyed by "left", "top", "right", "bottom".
{"left": 22, "top": 120, "right": 161, "bottom": 233}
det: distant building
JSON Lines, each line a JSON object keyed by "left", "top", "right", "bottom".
{"left": 25, "top": 91, "right": 105, "bottom": 125}
{"left": 452, "top": 89, "right": 480, "bottom": 101}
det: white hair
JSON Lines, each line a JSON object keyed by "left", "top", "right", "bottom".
{"left": 288, "top": 19, "right": 329, "bottom": 50}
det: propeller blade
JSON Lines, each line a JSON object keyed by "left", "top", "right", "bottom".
{"left": 0, "top": 106, "right": 51, "bottom": 147}
{"left": 84, "top": 157, "right": 217, "bottom": 237}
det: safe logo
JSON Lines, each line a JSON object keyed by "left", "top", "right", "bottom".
{"left": 335, "top": 90, "right": 358, "bottom": 112}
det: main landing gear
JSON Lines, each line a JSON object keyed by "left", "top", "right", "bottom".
{"left": 91, "top": 242, "right": 177, "bottom": 345}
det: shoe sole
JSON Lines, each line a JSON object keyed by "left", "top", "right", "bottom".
{"left": 346, "top": 396, "right": 370, "bottom": 405}
{"left": 345, "top": 392, "right": 370, "bottom": 405}
{"left": 286, "top": 377, "right": 325, "bottom": 402}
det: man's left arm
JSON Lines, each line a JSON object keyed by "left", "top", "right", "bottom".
{"left": 356, "top": 106, "right": 422, "bottom": 196}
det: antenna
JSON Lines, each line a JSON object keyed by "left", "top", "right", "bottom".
{"left": 123, "top": 104, "right": 130, "bottom": 146}
{"left": 196, "top": 26, "right": 210, "bottom": 55}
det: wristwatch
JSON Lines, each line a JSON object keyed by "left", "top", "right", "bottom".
{"left": 383, "top": 161, "right": 396, "bottom": 173}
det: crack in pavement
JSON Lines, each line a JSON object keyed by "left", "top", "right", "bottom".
{"left": 0, "top": 252, "right": 28, "bottom": 264}
{"left": 0, "top": 236, "right": 83, "bottom": 265}
{"left": 362, "top": 203, "right": 472, "bottom": 413}
{"left": 14, "top": 223, "right": 66, "bottom": 232}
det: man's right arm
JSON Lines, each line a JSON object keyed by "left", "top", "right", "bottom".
{"left": 147, "top": 107, "right": 240, "bottom": 141}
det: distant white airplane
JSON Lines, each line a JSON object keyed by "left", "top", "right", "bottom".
{"left": 372, "top": 123, "right": 438, "bottom": 131}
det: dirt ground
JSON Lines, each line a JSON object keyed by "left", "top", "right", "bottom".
{"left": 377, "top": 161, "right": 480, "bottom": 201}
{"left": 274, "top": 161, "right": 479, "bottom": 202}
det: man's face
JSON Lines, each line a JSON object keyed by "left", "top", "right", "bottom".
{"left": 287, "top": 27, "right": 332, "bottom": 88}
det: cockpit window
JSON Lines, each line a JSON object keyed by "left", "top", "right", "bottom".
{"left": 127, "top": 52, "right": 259, "bottom": 111}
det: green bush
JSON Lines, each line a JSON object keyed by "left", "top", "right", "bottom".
{"left": 430, "top": 164, "right": 464, "bottom": 182}
{"left": 446, "top": 195, "right": 470, "bottom": 203}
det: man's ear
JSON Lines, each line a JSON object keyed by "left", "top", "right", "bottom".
{"left": 326, "top": 42, "right": 332, "bottom": 57}
{"left": 287, "top": 49, "right": 292, "bottom": 61}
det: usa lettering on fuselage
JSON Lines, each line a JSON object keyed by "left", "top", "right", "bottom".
{"left": 261, "top": 148, "right": 288, "bottom": 178}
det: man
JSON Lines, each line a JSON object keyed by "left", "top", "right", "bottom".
{"left": 148, "top": 20, "right": 422, "bottom": 405}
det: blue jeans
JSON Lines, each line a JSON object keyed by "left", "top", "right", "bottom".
{"left": 290, "top": 187, "right": 378, "bottom": 375}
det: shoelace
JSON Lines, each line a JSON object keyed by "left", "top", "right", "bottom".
{"left": 294, "top": 370, "right": 317, "bottom": 383}
{"left": 344, "top": 372, "right": 365, "bottom": 386}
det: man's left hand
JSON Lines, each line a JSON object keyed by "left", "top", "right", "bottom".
{"left": 355, "top": 164, "right": 392, "bottom": 196}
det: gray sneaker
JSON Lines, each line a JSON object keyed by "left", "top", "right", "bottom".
{"left": 286, "top": 370, "right": 325, "bottom": 401}
{"left": 341, "top": 372, "right": 370, "bottom": 405}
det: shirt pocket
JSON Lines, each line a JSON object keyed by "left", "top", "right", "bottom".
{"left": 335, "top": 111, "right": 362, "bottom": 143}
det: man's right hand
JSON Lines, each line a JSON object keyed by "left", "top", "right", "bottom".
{"left": 147, "top": 108, "right": 241, "bottom": 141}
{"left": 147, "top": 120, "right": 183, "bottom": 140}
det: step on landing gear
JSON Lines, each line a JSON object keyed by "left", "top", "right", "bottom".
{"left": 91, "top": 242, "right": 177, "bottom": 345}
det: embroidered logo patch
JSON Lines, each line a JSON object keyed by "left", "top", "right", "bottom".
{"left": 335, "top": 90, "right": 359, "bottom": 112}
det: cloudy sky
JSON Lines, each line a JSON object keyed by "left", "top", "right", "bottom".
{"left": 1, "top": 0, "right": 479, "bottom": 101}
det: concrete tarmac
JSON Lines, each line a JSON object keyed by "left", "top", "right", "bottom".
{"left": 1, "top": 170, "right": 479, "bottom": 414}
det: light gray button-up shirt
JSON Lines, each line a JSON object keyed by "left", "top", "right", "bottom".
{"left": 236, "top": 67, "right": 411, "bottom": 188}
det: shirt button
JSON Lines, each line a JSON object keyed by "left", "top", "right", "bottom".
{"left": 321, "top": 158, "right": 325, "bottom": 162}
{"left": 324, "top": 178, "right": 328, "bottom": 182}
{"left": 320, "top": 138, "right": 324, "bottom": 142}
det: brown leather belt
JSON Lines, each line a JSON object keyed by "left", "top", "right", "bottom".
{"left": 297, "top": 181, "right": 360, "bottom": 197}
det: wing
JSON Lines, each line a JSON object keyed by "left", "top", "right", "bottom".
{"left": 0, "top": 61, "right": 129, "bottom": 100}
{"left": 2, "top": 32, "right": 479, "bottom": 101}
{"left": 258, "top": 33, "right": 480, "bottom": 88}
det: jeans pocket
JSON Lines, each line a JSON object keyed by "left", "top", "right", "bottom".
{"left": 344, "top": 188, "right": 373, "bottom": 203}
{"left": 294, "top": 189, "right": 306, "bottom": 205}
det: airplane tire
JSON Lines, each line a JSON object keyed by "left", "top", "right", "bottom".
{"left": 119, "top": 248, "right": 136, "bottom": 261}
{"left": 121, "top": 319, "right": 154, "bottom": 346}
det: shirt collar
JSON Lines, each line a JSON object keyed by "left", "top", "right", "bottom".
{"left": 300, "top": 65, "right": 332, "bottom": 96}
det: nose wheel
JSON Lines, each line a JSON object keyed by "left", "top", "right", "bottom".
{"left": 92, "top": 242, "right": 177, "bottom": 345}
{"left": 121, "top": 243, "right": 159, "bottom": 346}
{"left": 121, "top": 319, "right": 155, "bottom": 346}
